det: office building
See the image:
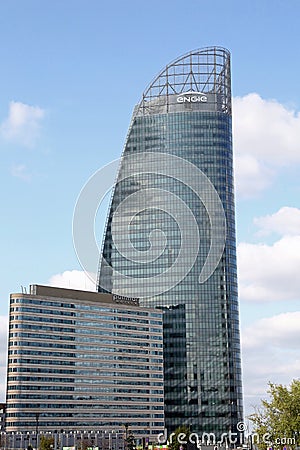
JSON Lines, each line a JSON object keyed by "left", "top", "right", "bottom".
{"left": 98, "top": 47, "right": 243, "bottom": 435}
{"left": 5, "top": 285, "right": 164, "bottom": 439}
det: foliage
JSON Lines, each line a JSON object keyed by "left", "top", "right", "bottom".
{"left": 39, "top": 435, "right": 54, "bottom": 450}
{"left": 126, "top": 432, "right": 136, "bottom": 450}
{"left": 168, "top": 425, "right": 191, "bottom": 450}
{"left": 249, "top": 379, "right": 300, "bottom": 449}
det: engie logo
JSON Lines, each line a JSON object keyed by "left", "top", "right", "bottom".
{"left": 177, "top": 91, "right": 208, "bottom": 103}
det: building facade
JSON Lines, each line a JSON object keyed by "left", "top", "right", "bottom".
{"left": 98, "top": 47, "right": 243, "bottom": 436}
{"left": 0, "top": 403, "right": 5, "bottom": 433}
{"left": 5, "top": 285, "right": 164, "bottom": 440}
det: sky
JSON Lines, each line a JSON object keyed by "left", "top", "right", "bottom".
{"left": 0, "top": 0, "right": 300, "bottom": 425}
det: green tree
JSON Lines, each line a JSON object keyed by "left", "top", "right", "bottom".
{"left": 39, "top": 435, "right": 54, "bottom": 450}
{"left": 168, "top": 426, "right": 191, "bottom": 450}
{"left": 249, "top": 379, "right": 300, "bottom": 450}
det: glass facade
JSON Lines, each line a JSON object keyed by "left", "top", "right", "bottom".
{"left": 5, "top": 285, "right": 164, "bottom": 438}
{"left": 98, "top": 47, "right": 243, "bottom": 436}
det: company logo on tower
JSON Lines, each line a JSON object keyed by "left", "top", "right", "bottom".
{"left": 177, "top": 90, "right": 208, "bottom": 103}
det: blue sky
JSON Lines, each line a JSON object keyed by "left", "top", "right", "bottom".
{"left": 0, "top": 0, "right": 300, "bottom": 421}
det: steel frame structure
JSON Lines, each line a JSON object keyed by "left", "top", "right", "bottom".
{"left": 138, "top": 46, "right": 231, "bottom": 115}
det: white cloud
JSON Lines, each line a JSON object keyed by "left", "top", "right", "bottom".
{"left": 233, "top": 93, "right": 300, "bottom": 164}
{"left": 234, "top": 154, "right": 274, "bottom": 197}
{"left": 238, "top": 235, "right": 300, "bottom": 302}
{"left": 233, "top": 93, "right": 300, "bottom": 197}
{"left": 241, "top": 312, "right": 300, "bottom": 417}
{"left": 238, "top": 207, "right": 300, "bottom": 302}
{"left": 11, "top": 163, "right": 31, "bottom": 182}
{"left": 1, "top": 101, "right": 45, "bottom": 147}
{"left": 254, "top": 206, "right": 300, "bottom": 237}
{"left": 242, "top": 311, "right": 300, "bottom": 350}
{"left": 48, "top": 270, "right": 97, "bottom": 291}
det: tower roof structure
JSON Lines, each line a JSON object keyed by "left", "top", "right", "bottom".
{"left": 138, "top": 46, "right": 231, "bottom": 115}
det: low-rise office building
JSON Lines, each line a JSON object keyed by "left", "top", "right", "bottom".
{"left": 5, "top": 285, "right": 164, "bottom": 441}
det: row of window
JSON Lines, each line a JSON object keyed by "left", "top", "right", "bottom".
{"left": 10, "top": 317, "right": 162, "bottom": 333}
{"left": 8, "top": 348, "right": 163, "bottom": 357}
{"left": 10, "top": 297, "right": 162, "bottom": 319}
{"left": 5, "top": 420, "right": 164, "bottom": 428}
{"left": 7, "top": 380, "right": 163, "bottom": 388}
{"left": 8, "top": 386, "right": 163, "bottom": 393}
{"left": 6, "top": 411, "right": 164, "bottom": 418}
{"left": 9, "top": 356, "right": 162, "bottom": 365}
{"left": 9, "top": 331, "right": 162, "bottom": 341}
{"left": 9, "top": 338, "right": 163, "bottom": 350}
{"left": 8, "top": 402, "right": 164, "bottom": 410}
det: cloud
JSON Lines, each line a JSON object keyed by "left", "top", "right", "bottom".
{"left": 48, "top": 270, "right": 97, "bottom": 291}
{"left": 233, "top": 93, "right": 300, "bottom": 197}
{"left": 1, "top": 101, "right": 45, "bottom": 147}
{"left": 238, "top": 235, "right": 300, "bottom": 302}
{"left": 242, "top": 311, "right": 300, "bottom": 350}
{"left": 0, "top": 316, "right": 8, "bottom": 402}
{"left": 11, "top": 164, "right": 31, "bottom": 182}
{"left": 233, "top": 93, "right": 300, "bottom": 164}
{"left": 234, "top": 154, "right": 274, "bottom": 197}
{"left": 238, "top": 206, "right": 300, "bottom": 302}
{"left": 254, "top": 206, "right": 300, "bottom": 237}
{"left": 241, "top": 312, "right": 300, "bottom": 417}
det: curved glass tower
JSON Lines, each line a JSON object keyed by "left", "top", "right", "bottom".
{"left": 98, "top": 47, "right": 243, "bottom": 436}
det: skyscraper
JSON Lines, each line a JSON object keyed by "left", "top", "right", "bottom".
{"left": 98, "top": 47, "right": 243, "bottom": 436}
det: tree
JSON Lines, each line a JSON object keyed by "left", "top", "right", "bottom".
{"left": 168, "top": 426, "right": 191, "bottom": 450}
{"left": 39, "top": 435, "right": 54, "bottom": 450}
{"left": 249, "top": 379, "right": 300, "bottom": 450}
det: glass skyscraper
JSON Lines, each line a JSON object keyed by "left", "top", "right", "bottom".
{"left": 98, "top": 47, "right": 243, "bottom": 436}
